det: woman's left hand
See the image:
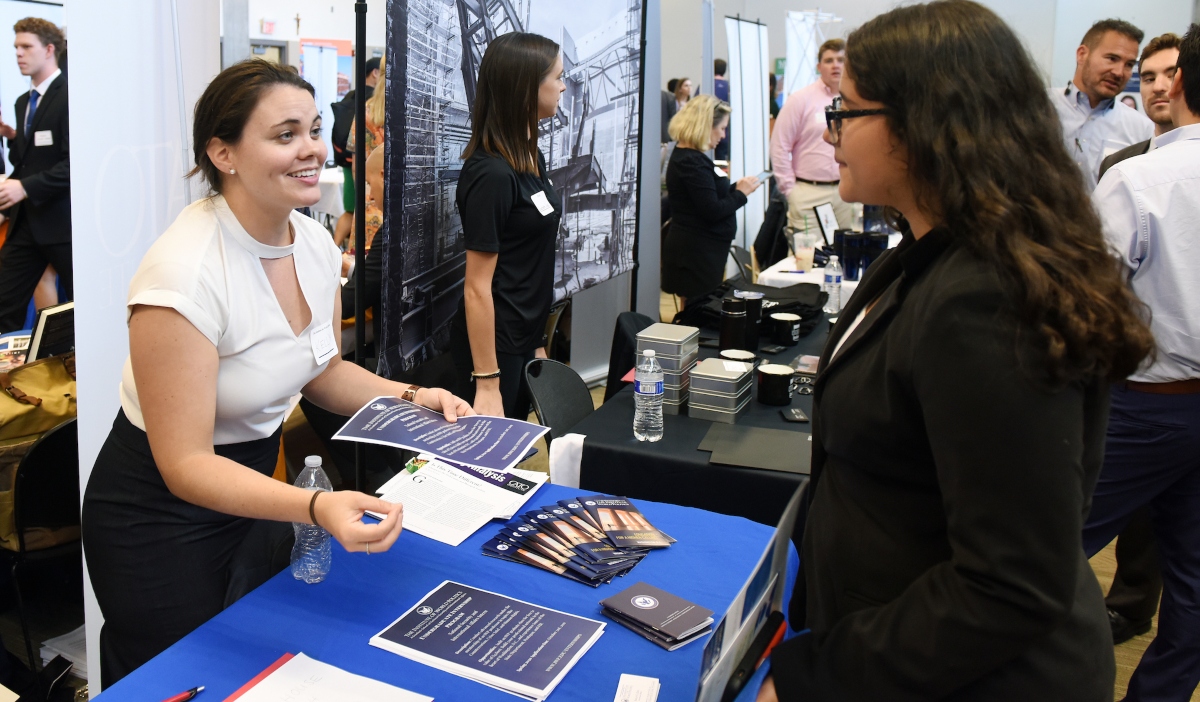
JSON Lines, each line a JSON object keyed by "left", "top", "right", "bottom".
{"left": 415, "top": 387, "right": 476, "bottom": 422}
{"left": 756, "top": 676, "right": 778, "bottom": 702}
{"left": 535, "top": 347, "right": 548, "bottom": 359}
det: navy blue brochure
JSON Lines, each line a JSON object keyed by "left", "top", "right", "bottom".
{"left": 371, "top": 580, "right": 605, "bottom": 699}
{"left": 334, "top": 396, "right": 549, "bottom": 472}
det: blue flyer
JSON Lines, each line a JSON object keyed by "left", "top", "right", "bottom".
{"left": 370, "top": 580, "right": 605, "bottom": 700}
{"left": 333, "top": 396, "right": 549, "bottom": 472}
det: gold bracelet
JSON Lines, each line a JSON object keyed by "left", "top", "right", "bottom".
{"left": 471, "top": 369, "right": 501, "bottom": 380}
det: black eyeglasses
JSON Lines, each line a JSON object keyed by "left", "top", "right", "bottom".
{"left": 824, "top": 96, "right": 887, "bottom": 144}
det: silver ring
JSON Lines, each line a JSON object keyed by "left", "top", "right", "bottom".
{"left": 365, "top": 541, "right": 371, "bottom": 555}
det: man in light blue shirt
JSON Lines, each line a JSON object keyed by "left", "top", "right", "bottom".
{"left": 1082, "top": 23, "right": 1200, "bottom": 702}
{"left": 1051, "top": 19, "right": 1153, "bottom": 190}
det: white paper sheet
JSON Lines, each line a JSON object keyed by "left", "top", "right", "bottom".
{"left": 614, "top": 673, "right": 661, "bottom": 702}
{"left": 370, "top": 458, "right": 546, "bottom": 546}
{"left": 232, "top": 653, "right": 431, "bottom": 702}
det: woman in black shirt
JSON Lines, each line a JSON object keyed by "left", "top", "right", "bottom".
{"left": 451, "top": 32, "right": 564, "bottom": 418}
{"left": 662, "top": 94, "right": 761, "bottom": 302}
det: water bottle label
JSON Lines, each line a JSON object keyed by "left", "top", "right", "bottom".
{"left": 635, "top": 380, "right": 663, "bottom": 395}
{"left": 825, "top": 274, "right": 842, "bottom": 284}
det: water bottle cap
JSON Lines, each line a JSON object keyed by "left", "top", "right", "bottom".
{"left": 643, "top": 349, "right": 655, "bottom": 358}
{"left": 829, "top": 255, "right": 839, "bottom": 263}
{"left": 304, "top": 455, "right": 322, "bottom": 468}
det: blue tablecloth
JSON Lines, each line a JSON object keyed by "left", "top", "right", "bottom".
{"left": 97, "top": 483, "right": 797, "bottom": 701}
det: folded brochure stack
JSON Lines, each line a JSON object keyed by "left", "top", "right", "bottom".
{"left": 601, "top": 581, "right": 715, "bottom": 651}
{"left": 482, "top": 495, "right": 674, "bottom": 586}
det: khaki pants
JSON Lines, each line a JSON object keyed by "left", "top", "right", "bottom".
{"left": 786, "top": 181, "right": 854, "bottom": 241}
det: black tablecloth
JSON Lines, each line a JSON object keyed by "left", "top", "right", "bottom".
{"left": 573, "top": 315, "right": 830, "bottom": 527}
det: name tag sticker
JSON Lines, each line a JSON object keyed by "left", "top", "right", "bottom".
{"left": 34, "top": 130, "right": 53, "bottom": 147}
{"left": 713, "top": 166, "right": 728, "bottom": 178}
{"left": 310, "top": 321, "right": 338, "bottom": 365}
{"left": 531, "top": 191, "right": 554, "bottom": 216}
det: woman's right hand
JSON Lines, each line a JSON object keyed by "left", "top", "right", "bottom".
{"left": 736, "top": 176, "right": 762, "bottom": 195}
{"left": 473, "top": 382, "right": 506, "bottom": 417}
{"left": 314, "top": 489, "right": 404, "bottom": 554}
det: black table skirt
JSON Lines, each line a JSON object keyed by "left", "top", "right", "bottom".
{"left": 573, "top": 314, "right": 830, "bottom": 528}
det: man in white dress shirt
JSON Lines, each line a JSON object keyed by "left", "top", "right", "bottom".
{"left": 1051, "top": 19, "right": 1153, "bottom": 190}
{"left": 770, "top": 38, "right": 851, "bottom": 234}
{"left": 1082, "top": 23, "right": 1200, "bottom": 702}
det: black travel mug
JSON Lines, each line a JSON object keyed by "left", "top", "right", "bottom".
{"left": 734, "top": 290, "right": 764, "bottom": 351}
{"left": 719, "top": 297, "right": 747, "bottom": 351}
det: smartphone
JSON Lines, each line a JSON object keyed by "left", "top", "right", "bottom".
{"left": 754, "top": 170, "right": 772, "bottom": 182}
{"left": 781, "top": 408, "right": 810, "bottom": 423}
{"left": 760, "top": 344, "right": 785, "bottom": 354}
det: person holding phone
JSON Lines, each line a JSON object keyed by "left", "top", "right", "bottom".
{"left": 756, "top": 1, "right": 1154, "bottom": 699}
{"left": 81, "top": 59, "right": 472, "bottom": 686}
{"left": 449, "top": 32, "right": 565, "bottom": 419}
{"left": 661, "top": 94, "right": 762, "bottom": 304}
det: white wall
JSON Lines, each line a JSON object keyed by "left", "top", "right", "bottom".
{"left": 245, "top": 0, "right": 387, "bottom": 46}
{"left": 69, "top": 0, "right": 220, "bottom": 694}
{"left": 661, "top": 0, "right": 1193, "bottom": 98}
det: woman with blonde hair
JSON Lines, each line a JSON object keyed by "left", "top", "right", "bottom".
{"left": 661, "top": 94, "right": 761, "bottom": 301}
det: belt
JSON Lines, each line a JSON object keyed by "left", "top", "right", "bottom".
{"left": 796, "top": 177, "right": 840, "bottom": 186}
{"left": 1121, "top": 379, "right": 1200, "bottom": 395}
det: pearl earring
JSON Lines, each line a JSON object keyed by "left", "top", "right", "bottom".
{"left": 230, "top": 168, "right": 236, "bottom": 174}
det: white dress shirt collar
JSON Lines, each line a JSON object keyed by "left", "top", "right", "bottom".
{"left": 1153, "top": 122, "right": 1200, "bottom": 149}
{"left": 31, "top": 68, "right": 61, "bottom": 97}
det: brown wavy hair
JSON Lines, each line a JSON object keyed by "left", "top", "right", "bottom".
{"left": 187, "top": 59, "right": 315, "bottom": 194}
{"left": 846, "top": 0, "right": 1153, "bottom": 383}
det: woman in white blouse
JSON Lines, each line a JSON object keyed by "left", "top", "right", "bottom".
{"left": 81, "top": 59, "right": 472, "bottom": 686}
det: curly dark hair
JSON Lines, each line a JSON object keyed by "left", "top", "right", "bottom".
{"left": 187, "top": 59, "right": 315, "bottom": 194}
{"left": 846, "top": 0, "right": 1153, "bottom": 383}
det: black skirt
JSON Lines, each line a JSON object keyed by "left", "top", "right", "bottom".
{"left": 82, "top": 411, "right": 293, "bottom": 687}
{"left": 661, "top": 223, "right": 731, "bottom": 299}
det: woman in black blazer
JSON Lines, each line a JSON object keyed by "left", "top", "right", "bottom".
{"left": 758, "top": 2, "right": 1154, "bottom": 700}
{"left": 661, "top": 95, "right": 761, "bottom": 302}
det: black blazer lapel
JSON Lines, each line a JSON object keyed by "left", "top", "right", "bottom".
{"left": 16, "top": 75, "right": 64, "bottom": 161}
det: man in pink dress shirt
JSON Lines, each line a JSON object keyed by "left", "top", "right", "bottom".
{"left": 770, "top": 38, "right": 852, "bottom": 235}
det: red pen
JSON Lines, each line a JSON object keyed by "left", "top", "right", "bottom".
{"left": 161, "top": 686, "right": 204, "bottom": 702}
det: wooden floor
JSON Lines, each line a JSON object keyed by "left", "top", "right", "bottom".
{"left": 1089, "top": 545, "right": 1200, "bottom": 701}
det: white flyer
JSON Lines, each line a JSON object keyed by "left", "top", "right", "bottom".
{"left": 231, "top": 652, "right": 430, "bottom": 702}
{"left": 370, "top": 455, "right": 547, "bottom": 546}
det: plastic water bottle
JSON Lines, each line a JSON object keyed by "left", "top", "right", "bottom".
{"left": 823, "top": 255, "right": 843, "bottom": 314}
{"left": 633, "top": 350, "right": 664, "bottom": 442}
{"left": 291, "top": 456, "right": 333, "bottom": 584}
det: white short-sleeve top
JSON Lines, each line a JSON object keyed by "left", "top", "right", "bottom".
{"left": 119, "top": 195, "right": 342, "bottom": 445}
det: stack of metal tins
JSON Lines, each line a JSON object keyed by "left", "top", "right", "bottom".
{"left": 635, "top": 323, "right": 700, "bottom": 415}
{"left": 689, "top": 357, "right": 754, "bottom": 423}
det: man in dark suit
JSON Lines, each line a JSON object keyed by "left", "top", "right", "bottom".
{"left": 1093, "top": 33, "right": 1179, "bottom": 647}
{"left": 0, "top": 17, "right": 70, "bottom": 332}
